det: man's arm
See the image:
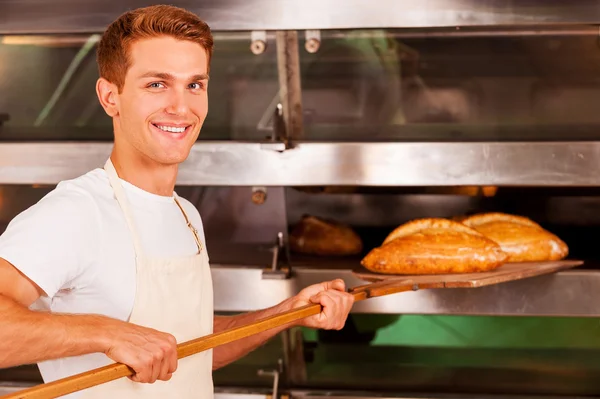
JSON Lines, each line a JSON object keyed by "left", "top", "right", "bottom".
{"left": 0, "top": 258, "right": 178, "bottom": 383}
{"left": 0, "top": 293, "right": 111, "bottom": 368}
{"left": 212, "top": 299, "right": 294, "bottom": 370}
{"left": 212, "top": 279, "right": 353, "bottom": 370}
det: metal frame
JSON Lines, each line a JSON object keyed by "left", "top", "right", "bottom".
{"left": 2, "top": 0, "right": 600, "bottom": 34}
{"left": 276, "top": 31, "right": 304, "bottom": 142}
{"left": 1, "top": 141, "right": 599, "bottom": 187}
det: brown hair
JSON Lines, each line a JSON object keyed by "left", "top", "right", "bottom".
{"left": 97, "top": 5, "right": 213, "bottom": 92}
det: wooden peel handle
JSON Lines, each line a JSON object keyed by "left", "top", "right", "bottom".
{"left": 1, "top": 279, "right": 414, "bottom": 399}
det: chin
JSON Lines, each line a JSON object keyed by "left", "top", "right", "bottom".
{"left": 155, "top": 148, "right": 193, "bottom": 166}
{"left": 150, "top": 141, "right": 196, "bottom": 166}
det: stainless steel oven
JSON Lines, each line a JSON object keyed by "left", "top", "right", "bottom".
{"left": 3, "top": 1, "right": 600, "bottom": 398}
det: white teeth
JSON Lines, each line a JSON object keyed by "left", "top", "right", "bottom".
{"left": 155, "top": 125, "right": 186, "bottom": 133}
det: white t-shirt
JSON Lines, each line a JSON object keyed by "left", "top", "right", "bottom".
{"left": 0, "top": 167, "right": 207, "bottom": 386}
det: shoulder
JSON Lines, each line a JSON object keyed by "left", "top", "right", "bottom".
{"left": 0, "top": 169, "right": 110, "bottom": 298}
{"left": 25, "top": 169, "right": 106, "bottom": 217}
{"left": 1, "top": 169, "right": 113, "bottom": 241}
{"left": 55, "top": 168, "right": 112, "bottom": 201}
{"left": 31, "top": 169, "right": 110, "bottom": 222}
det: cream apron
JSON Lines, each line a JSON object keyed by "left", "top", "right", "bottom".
{"left": 80, "top": 159, "right": 214, "bottom": 399}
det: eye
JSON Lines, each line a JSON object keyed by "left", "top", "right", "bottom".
{"left": 189, "top": 82, "right": 205, "bottom": 90}
{"left": 148, "top": 82, "right": 165, "bottom": 89}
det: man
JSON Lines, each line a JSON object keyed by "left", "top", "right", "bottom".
{"left": 0, "top": 5, "right": 354, "bottom": 398}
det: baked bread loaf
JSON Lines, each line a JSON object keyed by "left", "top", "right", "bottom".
{"left": 460, "top": 212, "right": 568, "bottom": 262}
{"left": 361, "top": 218, "right": 507, "bottom": 274}
{"left": 382, "top": 218, "right": 481, "bottom": 245}
{"left": 289, "top": 215, "right": 363, "bottom": 256}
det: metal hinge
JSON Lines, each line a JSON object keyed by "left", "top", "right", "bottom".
{"left": 262, "top": 232, "right": 291, "bottom": 279}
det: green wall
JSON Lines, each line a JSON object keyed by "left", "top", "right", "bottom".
{"left": 303, "top": 314, "right": 600, "bottom": 349}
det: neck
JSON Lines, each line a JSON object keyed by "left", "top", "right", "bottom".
{"left": 110, "top": 146, "right": 178, "bottom": 197}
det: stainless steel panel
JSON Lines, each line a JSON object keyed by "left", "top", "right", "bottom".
{"left": 0, "top": 142, "right": 111, "bottom": 185}
{"left": 211, "top": 266, "right": 600, "bottom": 316}
{"left": 212, "top": 266, "right": 296, "bottom": 311}
{"left": 1, "top": 141, "right": 599, "bottom": 186}
{"left": 2, "top": 0, "right": 600, "bottom": 33}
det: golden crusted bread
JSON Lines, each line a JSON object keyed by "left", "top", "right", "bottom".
{"left": 460, "top": 212, "right": 568, "bottom": 262}
{"left": 382, "top": 218, "right": 484, "bottom": 245}
{"left": 361, "top": 218, "right": 507, "bottom": 275}
{"left": 289, "top": 215, "right": 363, "bottom": 256}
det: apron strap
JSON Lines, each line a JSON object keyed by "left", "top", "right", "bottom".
{"left": 104, "top": 158, "right": 145, "bottom": 257}
{"left": 174, "top": 195, "right": 204, "bottom": 254}
{"left": 104, "top": 158, "right": 203, "bottom": 256}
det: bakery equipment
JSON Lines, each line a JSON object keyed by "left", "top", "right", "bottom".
{"left": 2, "top": 260, "right": 583, "bottom": 399}
{"left": 4, "top": 1, "right": 600, "bottom": 398}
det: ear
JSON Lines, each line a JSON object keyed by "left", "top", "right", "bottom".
{"left": 96, "top": 77, "right": 120, "bottom": 117}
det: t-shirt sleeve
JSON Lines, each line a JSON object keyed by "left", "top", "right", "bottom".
{"left": 0, "top": 187, "right": 101, "bottom": 299}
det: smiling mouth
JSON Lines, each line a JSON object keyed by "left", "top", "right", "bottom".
{"left": 151, "top": 123, "right": 192, "bottom": 134}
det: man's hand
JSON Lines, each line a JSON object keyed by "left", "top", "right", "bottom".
{"left": 290, "top": 279, "right": 354, "bottom": 330}
{"left": 0, "top": 257, "right": 178, "bottom": 377}
{"left": 101, "top": 320, "right": 178, "bottom": 383}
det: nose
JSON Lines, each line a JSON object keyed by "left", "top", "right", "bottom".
{"left": 165, "top": 88, "right": 189, "bottom": 116}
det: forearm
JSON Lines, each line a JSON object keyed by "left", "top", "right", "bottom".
{"left": 212, "top": 298, "right": 296, "bottom": 370}
{"left": 0, "top": 294, "right": 109, "bottom": 368}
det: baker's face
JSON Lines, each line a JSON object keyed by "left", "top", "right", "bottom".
{"left": 99, "top": 36, "right": 209, "bottom": 165}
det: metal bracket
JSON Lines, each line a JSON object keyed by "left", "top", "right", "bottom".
{"left": 257, "top": 101, "right": 292, "bottom": 151}
{"left": 257, "top": 359, "right": 283, "bottom": 399}
{"left": 251, "top": 30, "right": 268, "bottom": 55}
{"left": 272, "top": 103, "right": 291, "bottom": 149}
{"left": 262, "top": 232, "right": 291, "bottom": 279}
{"left": 256, "top": 29, "right": 303, "bottom": 151}
{"left": 251, "top": 186, "right": 268, "bottom": 205}
{"left": 304, "top": 30, "right": 321, "bottom": 53}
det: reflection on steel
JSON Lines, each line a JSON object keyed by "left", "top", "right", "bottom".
{"left": 2, "top": 0, "right": 600, "bottom": 33}
{"left": 0, "top": 142, "right": 112, "bottom": 185}
{"left": 211, "top": 265, "right": 600, "bottom": 316}
{"left": 1, "top": 141, "right": 600, "bottom": 186}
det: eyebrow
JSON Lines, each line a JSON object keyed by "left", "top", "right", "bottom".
{"left": 138, "top": 71, "right": 209, "bottom": 81}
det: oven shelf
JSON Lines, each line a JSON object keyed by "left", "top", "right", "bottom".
{"left": 211, "top": 261, "right": 600, "bottom": 316}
